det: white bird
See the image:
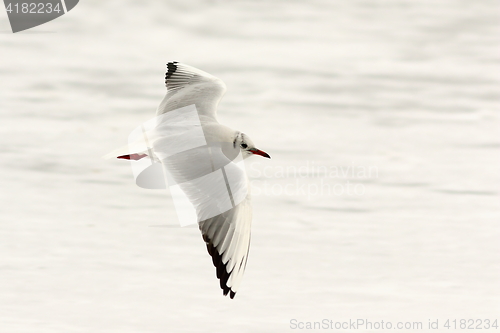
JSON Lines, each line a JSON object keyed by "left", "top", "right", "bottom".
{"left": 116, "top": 62, "right": 270, "bottom": 299}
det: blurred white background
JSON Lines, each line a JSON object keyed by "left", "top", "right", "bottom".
{"left": 1, "top": 0, "right": 499, "bottom": 332}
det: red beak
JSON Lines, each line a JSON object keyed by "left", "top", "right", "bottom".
{"left": 249, "top": 148, "right": 271, "bottom": 158}
{"left": 117, "top": 153, "right": 148, "bottom": 161}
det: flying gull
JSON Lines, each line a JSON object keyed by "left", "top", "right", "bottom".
{"left": 114, "top": 62, "right": 270, "bottom": 299}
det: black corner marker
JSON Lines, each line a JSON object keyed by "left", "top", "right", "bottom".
{"left": 5, "top": 0, "right": 80, "bottom": 33}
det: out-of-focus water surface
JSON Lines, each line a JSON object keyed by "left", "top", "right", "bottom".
{"left": 1, "top": 0, "right": 499, "bottom": 332}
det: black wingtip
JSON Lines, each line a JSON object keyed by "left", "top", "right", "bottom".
{"left": 165, "top": 61, "right": 179, "bottom": 80}
{"left": 204, "top": 236, "right": 236, "bottom": 299}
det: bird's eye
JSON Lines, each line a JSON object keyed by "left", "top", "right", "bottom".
{"left": 240, "top": 143, "right": 248, "bottom": 149}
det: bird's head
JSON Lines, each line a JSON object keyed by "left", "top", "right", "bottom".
{"left": 234, "top": 132, "right": 270, "bottom": 159}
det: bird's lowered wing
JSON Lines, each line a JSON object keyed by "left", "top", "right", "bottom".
{"left": 199, "top": 198, "right": 252, "bottom": 299}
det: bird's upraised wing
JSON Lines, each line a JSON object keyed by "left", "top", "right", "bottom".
{"left": 156, "top": 62, "right": 227, "bottom": 121}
